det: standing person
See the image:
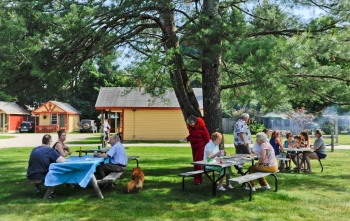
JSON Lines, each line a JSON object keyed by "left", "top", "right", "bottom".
{"left": 104, "top": 118, "right": 111, "bottom": 146}
{"left": 184, "top": 115, "right": 210, "bottom": 185}
{"left": 94, "top": 134, "right": 128, "bottom": 186}
{"left": 245, "top": 132, "right": 278, "bottom": 191}
{"left": 52, "top": 130, "right": 72, "bottom": 157}
{"left": 204, "top": 132, "right": 233, "bottom": 191}
{"left": 233, "top": 113, "right": 252, "bottom": 175}
{"left": 269, "top": 131, "right": 284, "bottom": 156}
{"left": 27, "top": 134, "right": 65, "bottom": 193}
{"left": 302, "top": 129, "right": 327, "bottom": 173}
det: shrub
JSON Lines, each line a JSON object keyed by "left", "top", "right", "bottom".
{"left": 249, "top": 123, "right": 265, "bottom": 135}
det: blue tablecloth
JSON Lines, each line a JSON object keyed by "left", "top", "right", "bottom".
{"left": 44, "top": 155, "right": 108, "bottom": 188}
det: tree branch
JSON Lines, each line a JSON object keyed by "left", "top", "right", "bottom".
{"left": 221, "top": 80, "right": 255, "bottom": 90}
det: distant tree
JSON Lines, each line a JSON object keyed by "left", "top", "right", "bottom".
{"left": 1, "top": 0, "right": 349, "bottom": 139}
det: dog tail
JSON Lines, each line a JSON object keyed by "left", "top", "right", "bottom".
{"left": 127, "top": 180, "right": 137, "bottom": 193}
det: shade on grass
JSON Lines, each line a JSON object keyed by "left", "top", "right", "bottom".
{"left": 0, "top": 146, "right": 350, "bottom": 221}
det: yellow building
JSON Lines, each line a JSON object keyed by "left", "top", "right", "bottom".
{"left": 95, "top": 87, "right": 203, "bottom": 141}
{"left": 32, "top": 101, "right": 80, "bottom": 132}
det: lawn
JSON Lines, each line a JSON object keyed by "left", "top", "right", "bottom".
{"left": 0, "top": 146, "right": 350, "bottom": 221}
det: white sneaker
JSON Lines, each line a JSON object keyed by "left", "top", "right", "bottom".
{"left": 244, "top": 186, "right": 256, "bottom": 191}
{"left": 217, "top": 186, "right": 226, "bottom": 191}
{"left": 226, "top": 184, "right": 234, "bottom": 189}
{"left": 259, "top": 185, "right": 271, "bottom": 190}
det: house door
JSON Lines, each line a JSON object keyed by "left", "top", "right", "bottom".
{"left": 60, "top": 114, "right": 65, "bottom": 129}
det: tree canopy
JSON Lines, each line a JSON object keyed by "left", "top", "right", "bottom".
{"left": 0, "top": 0, "right": 349, "bottom": 135}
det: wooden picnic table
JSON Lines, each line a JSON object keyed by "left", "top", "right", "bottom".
{"left": 192, "top": 156, "right": 254, "bottom": 196}
{"left": 76, "top": 148, "right": 139, "bottom": 167}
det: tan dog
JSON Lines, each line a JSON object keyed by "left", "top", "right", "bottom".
{"left": 127, "top": 167, "right": 144, "bottom": 193}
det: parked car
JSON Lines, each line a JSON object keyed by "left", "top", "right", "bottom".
{"left": 79, "top": 119, "right": 97, "bottom": 133}
{"left": 19, "top": 121, "right": 35, "bottom": 133}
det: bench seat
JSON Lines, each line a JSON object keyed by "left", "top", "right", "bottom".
{"left": 228, "top": 172, "right": 278, "bottom": 201}
{"left": 178, "top": 170, "right": 213, "bottom": 191}
{"left": 128, "top": 156, "right": 139, "bottom": 168}
{"left": 97, "top": 172, "right": 124, "bottom": 185}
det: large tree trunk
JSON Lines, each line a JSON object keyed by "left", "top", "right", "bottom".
{"left": 201, "top": 0, "right": 223, "bottom": 135}
{"left": 158, "top": 2, "right": 202, "bottom": 120}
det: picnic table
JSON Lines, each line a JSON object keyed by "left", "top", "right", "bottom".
{"left": 281, "top": 148, "right": 314, "bottom": 173}
{"left": 192, "top": 155, "right": 255, "bottom": 196}
{"left": 76, "top": 148, "right": 139, "bottom": 167}
{"left": 44, "top": 155, "right": 108, "bottom": 199}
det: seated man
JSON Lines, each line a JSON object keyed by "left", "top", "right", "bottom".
{"left": 94, "top": 134, "right": 128, "bottom": 185}
{"left": 27, "top": 134, "right": 65, "bottom": 193}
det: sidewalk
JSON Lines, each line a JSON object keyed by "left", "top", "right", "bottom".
{"left": 1, "top": 133, "right": 350, "bottom": 149}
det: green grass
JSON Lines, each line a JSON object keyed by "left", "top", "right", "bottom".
{"left": 0, "top": 146, "right": 350, "bottom": 221}
{"left": 0, "top": 135, "right": 15, "bottom": 139}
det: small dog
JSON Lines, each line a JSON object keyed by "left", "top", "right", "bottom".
{"left": 127, "top": 167, "right": 145, "bottom": 193}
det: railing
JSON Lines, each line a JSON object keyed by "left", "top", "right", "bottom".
{"left": 36, "top": 125, "right": 59, "bottom": 133}
{"left": 59, "top": 124, "right": 67, "bottom": 131}
{"left": 0, "top": 123, "right": 9, "bottom": 133}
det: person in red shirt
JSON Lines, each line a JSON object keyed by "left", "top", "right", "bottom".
{"left": 184, "top": 115, "right": 210, "bottom": 185}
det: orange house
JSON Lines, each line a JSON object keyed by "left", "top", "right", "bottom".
{"left": 0, "top": 101, "right": 30, "bottom": 132}
{"left": 95, "top": 87, "right": 203, "bottom": 141}
{"left": 32, "top": 101, "right": 80, "bottom": 133}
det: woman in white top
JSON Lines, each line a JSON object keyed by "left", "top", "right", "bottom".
{"left": 246, "top": 132, "right": 278, "bottom": 191}
{"left": 204, "top": 132, "right": 233, "bottom": 191}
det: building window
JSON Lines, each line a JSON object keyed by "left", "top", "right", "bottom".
{"left": 51, "top": 114, "right": 58, "bottom": 125}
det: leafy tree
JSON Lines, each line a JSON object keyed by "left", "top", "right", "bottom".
{"left": 1, "top": 0, "right": 349, "bottom": 139}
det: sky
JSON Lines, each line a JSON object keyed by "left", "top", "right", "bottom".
{"left": 115, "top": 2, "right": 325, "bottom": 69}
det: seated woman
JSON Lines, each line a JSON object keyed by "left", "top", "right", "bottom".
{"left": 52, "top": 130, "right": 72, "bottom": 157}
{"left": 246, "top": 132, "right": 278, "bottom": 191}
{"left": 269, "top": 131, "right": 284, "bottom": 156}
{"left": 303, "top": 129, "right": 327, "bottom": 173}
{"left": 204, "top": 132, "right": 233, "bottom": 191}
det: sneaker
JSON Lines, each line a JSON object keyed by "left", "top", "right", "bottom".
{"left": 217, "top": 186, "right": 226, "bottom": 191}
{"left": 244, "top": 186, "right": 256, "bottom": 191}
{"left": 226, "top": 184, "right": 234, "bottom": 189}
{"left": 259, "top": 185, "right": 271, "bottom": 190}
{"left": 35, "top": 187, "right": 41, "bottom": 193}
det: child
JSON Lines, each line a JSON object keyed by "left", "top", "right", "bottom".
{"left": 291, "top": 135, "right": 301, "bottom": 168}
{"left": 283, "top": 132, "right": 295, "bottom": 170}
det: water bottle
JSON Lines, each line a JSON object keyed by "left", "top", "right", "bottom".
{"left": 207, "top": 156, "right": 211, "bottom": 163}
{"left": 98, "top": 145, "right": 101, "bottom": 150}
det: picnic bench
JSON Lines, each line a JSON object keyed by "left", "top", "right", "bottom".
{"left": 97, "top": 172, "right": 124, "bottom": 186}
{"left": 178, "top": 170, "right": 213, "bottom": 191}
{"left": 228, "top": 172, "right": 278, "bottom": 201}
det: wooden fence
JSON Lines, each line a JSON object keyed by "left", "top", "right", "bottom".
{"left": 222, "top": 118, "right": 235, "bottom": 133}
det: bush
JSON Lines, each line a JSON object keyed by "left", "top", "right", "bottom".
{"left": 321, "top": 121, "right": 335, "bottom": 135}
{"left": 249, "top": 123, "right": 265, "bottom": 135}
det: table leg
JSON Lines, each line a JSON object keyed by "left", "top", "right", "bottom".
{"left": 297, "top": 152, "right": 300, "bottom": 173}
{"left": 44, "top": 186, "right": 54, "bottom": 199}
{"left": 302, "top": 152, "right": 307, "bottom": 171}
{"left": 204, "top": 168, "right": 226, "bottom": 197}
{"left": 91, "top": 175, "right": 104, "bottom": 199}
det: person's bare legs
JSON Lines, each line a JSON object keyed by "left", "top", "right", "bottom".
{"left": 304, "top": 152, "right": 318, "bottom": 172}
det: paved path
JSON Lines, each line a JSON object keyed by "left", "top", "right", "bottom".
{"left": 0, "top": 133, "right": 94, "bottom": 148}
{"left": 1, "top": 133, "right": 350, "bottom": 149}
